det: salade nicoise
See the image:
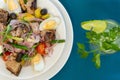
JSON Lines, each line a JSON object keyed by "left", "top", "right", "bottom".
{"left": 0, "top": 0, "right": 65, "bottom": 76}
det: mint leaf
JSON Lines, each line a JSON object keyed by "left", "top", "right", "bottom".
{"left": 78, "top": 49, "right": 89, "bottom": 58}
{"left": 102, "top": 42, "right": 120, "bottom": 50}
{"left": 92, "top": 53, "right": 101, "bottom": 69}
{"left": 77, "top": 43, "right": 89, "bottom": 58}
{"left": 77, "top": 43, "right": 85, "bottom": 50}
{"left": 86, "top": 31, "right": 100, "bottom": 44}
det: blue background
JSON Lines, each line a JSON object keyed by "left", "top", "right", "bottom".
{"left": 51, "top": 0, "right": 120, "bottom": 80}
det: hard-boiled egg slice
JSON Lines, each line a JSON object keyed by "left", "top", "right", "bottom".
{"left": 32, "top": 54, "right": 45, "bottom": 71}
{"left": 39, "top": 17, "right": 60, "bottom": 30}
{"left": 0, "top": 0, "right": 7, "bottom": 10}
{"left": 6, "top": 0, "right": 21, "bottom": 13}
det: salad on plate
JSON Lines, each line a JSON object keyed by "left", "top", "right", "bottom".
{"left": 0, "top": 0, "right": 65, "bottom": 76}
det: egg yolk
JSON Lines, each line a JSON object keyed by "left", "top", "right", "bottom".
{"left": 32, "top": 54, "right": 42, "bottom": 64}
{"left": 7, "top": 0, "right": 18, "bottom": 11}
{"left": 43, "top": 20, "right": 57, "bottom": 30}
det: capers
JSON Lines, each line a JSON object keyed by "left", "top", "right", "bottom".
{"left": 40, "top": 8, "right": 48, "bottom": 15}
{"left": 16, "top": 53, "right": 24, "bottom": 62}
{"left": 9, "top": 13, "right": 17, "bottom": 19}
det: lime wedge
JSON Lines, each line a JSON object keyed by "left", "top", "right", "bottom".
{"left": 81, "top": 20, "right": 107, "bottom": 33}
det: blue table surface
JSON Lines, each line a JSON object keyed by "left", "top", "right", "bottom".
{"left": 51, "top": 0, "right": 120, "bottom": 80}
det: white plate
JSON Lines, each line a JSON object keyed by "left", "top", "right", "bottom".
{"left": 0, "top": 0, "right": 73, "bottom": 80}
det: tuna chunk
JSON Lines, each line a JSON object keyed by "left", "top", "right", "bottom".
{"left": 0, "top": 9, "right": 9, "bottom": 25}
{"left": 40, "top": 30, "right": 56, "bottom": 42}
{"left": 30, "top": 22, "right": 40, "bottom": 34}
{"left": 0, "top": 23, "right": 5, "bottom": 44}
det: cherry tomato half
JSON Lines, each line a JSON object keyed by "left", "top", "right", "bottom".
{"left": 2, "top": 51, "right": 11, "bottom": 61}
{"left": 36, "top": 43, "right": 46, "bottom": 56}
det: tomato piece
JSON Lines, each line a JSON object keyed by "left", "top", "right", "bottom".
{"left": 4, "top": 51, "right": 11, "bottom": 56}
{"left": 36, "top": 43, "right": 46, "bottom": 55}
{"left": 2, "top": 51, "right": 11, "bottom": 61}
{"left": 2, "top": 54, "right": 8, "bottom": 61}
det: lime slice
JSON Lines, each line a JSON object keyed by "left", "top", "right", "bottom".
{"left": 81, "top": 20, "right": 107, "bottom": 33}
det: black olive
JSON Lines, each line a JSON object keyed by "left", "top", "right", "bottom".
{"left": 40, "top": 8, "right": 48, "bottom": 15}
{"left": 9, "top": 13, "right": 17, "bottom": 19}
{"left": 16, "top": 53, "right": 24, "bottom": 62}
